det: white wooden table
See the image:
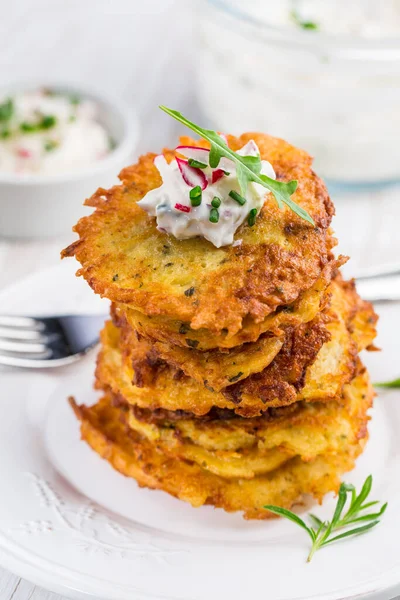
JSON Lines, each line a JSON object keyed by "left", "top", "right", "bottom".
{"left": 0, "top": 1, "right": 196, "bottom": 597}
{"left": 0, "top": 1, "right": 399, "bottom": 598}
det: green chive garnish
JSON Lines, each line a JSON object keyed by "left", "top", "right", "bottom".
{"left": 229, "top": 190, "right": 246, "bottom": 206}
{"left": 0, "top": 129, "right": 10, "bottom": 139}
{"left": 188, "top": 158, "right": 207, "bottom": 169}
{"left": 44, "top": 139, "right": 59, "bottom": 152}
{"left": 209, "top": 207, "right": 219, "bottom": 223}
{"left": 0, "top": 98, "right": 14, "bottom": 122}
{"left": 41, "top": 115, "right": 57, "bottom": 129}
{"left": 20, "top": 122, "right": 36, "bottom": 133}
{"left": 211, "top": 196, "right": 221, "bottom": 208}
{"left": 248, "top": 208, "right": 257, "bottom": 226}
{"left": 190, "top": 185, "right": 202, "bottom": 207}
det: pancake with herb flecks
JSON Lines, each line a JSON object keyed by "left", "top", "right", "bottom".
{"left": 62, "top": 133, "right": 338, "bottom": 337}
{"left": 70, "top": 366, "right": 372, "bottom": 519}
{"left": 95, "top": 278, "right": 377, "bottom": 417}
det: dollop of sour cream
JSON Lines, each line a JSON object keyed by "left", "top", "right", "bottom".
{"left": 0, "top": 89, "right": 111, "bottom": 176}
{"left": 138, "top": 140, "right": 275, "bottom": 248}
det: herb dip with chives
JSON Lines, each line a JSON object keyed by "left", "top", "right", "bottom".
{"left": 138, "top": 139, "right": 276, "bottom": 248}
{"left": 0, "top": 89, "right": 111, "bottom": 175}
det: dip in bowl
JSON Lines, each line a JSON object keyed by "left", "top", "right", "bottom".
{"left": 0, "top": 84, "right": 138, "bottom": 238}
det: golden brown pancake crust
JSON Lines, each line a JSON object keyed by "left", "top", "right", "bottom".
{"left": 94, "top": 277, "right": 377, "bottom": 416}
{"left": 62, "top": 133, "right": 337, "bottom": 335}
{"left": 70, "top": 367, "right": 372, "bottom": 519}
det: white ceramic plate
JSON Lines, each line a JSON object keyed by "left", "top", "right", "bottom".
{"left": 0, "top": 263, "right": 400, "bottom": 600}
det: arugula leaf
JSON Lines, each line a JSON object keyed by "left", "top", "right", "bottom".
{"left": 159, "top": 106, "right": 315, "bottom": 225}
{"left": 264, "top": 475, "right": 387, "bottom": 562}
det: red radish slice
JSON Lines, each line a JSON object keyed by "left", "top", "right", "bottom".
{"left": 176, "top": 146, "right": 210, "bottom": 163}
{"left": 176, "top": 157, "right": 208, "bottom": 190}
{"left": 17, "top": 148, "right": 32, "bottom": 159}
{"left": 175, "top": 203, "right": 191, "bottom": 213}
{"left": 212, "top": 169, "right": 226, "bottom": 184}
{"left": 238, "top": 140, "right": 260, "bottom": 157}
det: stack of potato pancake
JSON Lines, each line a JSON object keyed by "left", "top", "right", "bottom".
{"left": 63, "top": 133, "right": 377, "bottom": 519}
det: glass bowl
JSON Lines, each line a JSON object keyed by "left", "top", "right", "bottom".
{"left": 197, "top": 0, "right": 400, "bottom": 185}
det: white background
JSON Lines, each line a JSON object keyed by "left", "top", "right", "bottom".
{"left": 0, "top": 0, "right": 400, "bottom": 598}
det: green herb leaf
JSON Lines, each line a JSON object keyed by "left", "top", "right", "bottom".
{"left": 189, "top": 186, "right": 202, "bottom": 207}
{"left": 41, "top": 115, "right": 57, "bottom": 129}
{"left": 322, "top": 521, "right": 380, "bottom": 546}
{"left": 264, "top": 475, "right": 387, "bottom": 562}
{"left": 159, "top": 105, "right": 314, "bottom": 225}
{"left": 264, "top": 506, "right": 315, "bottom": 542}
{"left": 209, "top": 207, "right": 219, "bottom": 223}
{"left": 375, "top": 377, "right": 400, "bottom": 388}
{"left": 44, "top": 139, "right": 59, "bottom": 152}
{"left": 20, "top": 121, "right": 37, "bottom": 133}
{"left": 188, "top": 158, "right": 207, "bottom": 169}
{"left": 290, "top": 10, "right": 319, "bottom": 30}
{"left": 308, "top": 513, "right": 324, "bottom": 529}
{"left": 0, "top": 98, "right": 14, "bottom": 122}
{"left": 248, "top": 208, "right": 258, "bottom": 227}
{"left": 229, "top": 190, "right": 247, "bottom": 206}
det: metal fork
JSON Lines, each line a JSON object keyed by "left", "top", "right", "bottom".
{"left": 0, "top": 314, "right": 106, "bottom": 368}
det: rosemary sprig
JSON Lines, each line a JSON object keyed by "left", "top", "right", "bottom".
{"left": 375, "top": 377, "right": 400, "bottom": 388}
{"left": 264, "top": 475, "right": 387, "bottom": 562}
{"left": 159, "top": 105, "right": 314, "bottom": 225}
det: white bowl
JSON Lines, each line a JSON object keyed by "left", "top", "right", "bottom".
{"left": 0, "top": 83, "right": 139, "bottom": 239}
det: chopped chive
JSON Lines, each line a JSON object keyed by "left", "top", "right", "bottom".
{"left": 20, "top": 122, "right": 37, "bottom": 133}
{"left": 290, "top": 9, "right": 319, "bottom": 30}
{"left": 211, "top": 196, "right": 221, "bottom": 208}
{"left": 248, "top": 208, "right": 258, "bottom": 226}
{"left": 0, "top": 98, "right": 13, "bottom": 122}
{"left": 223, "top": 170, "right": 230, "bottom": 176}
{"left": 0, "top": 128, "right": 10, "bottom": 139}
{"left": 44, "top": 139, "right": 59, "bottom": 152}
{"left": 188, "top": 158, "right": 207, "bottom": 169}
{"left": 209, "top": 207, "right": 219, "bottom": 223}
{"left": 41, "top": 115, "right": 57, "bottom": 129}
{"left": 189, "top": 185, "right": 202, "bottom": 207}
{"left": 229, "top": 190, "right": 246, "bottom": 206}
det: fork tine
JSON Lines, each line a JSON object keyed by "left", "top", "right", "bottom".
{"left": 0, "top": 339, "right": 49, "bottom": 354}
{"left": 0, "top": 327, "right": 54, "bottom": 341}
{"left": 0, "top": 316, "right": 45, "bottom": 330}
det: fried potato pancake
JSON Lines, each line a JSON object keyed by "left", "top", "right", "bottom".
{"left": 115, "top": 307, "right": 285, "bottom": 390}
{"left": 116, "top": 265, "right": 335, "bottom": 351}
{"left": 62, "top": 132, "right": 338, "bottom": 336}
{"left": 123, "top": 368, "right": 372, "bottom": 479}
{"left": 70, "top": 371, "right": 371, "bottom": 519}
{"left": 95, "top": 278, "right": 377, "bottom": 416}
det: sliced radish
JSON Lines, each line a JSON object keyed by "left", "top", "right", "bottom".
{"left": 17, "top": 148, "right": 32, "bottom": 159}
{"left": 176, "top": 146, "right": 210, "bottom": 163}
{"left": 211, "top": 169, "right": 226, "bottom": 184}
{"left": 176, "top": 157, "right": 208, "bottom": 190}
{"left": 237, "top": 140, "right": 260, "bottom": 157}
{"left": 175, "top": 203, "right": 191, "bottom": 213}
